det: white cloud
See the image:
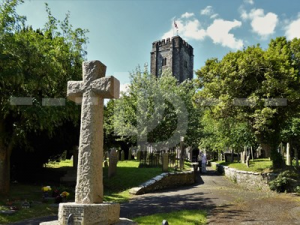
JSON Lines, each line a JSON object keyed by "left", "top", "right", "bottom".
{"left": 240, "top": 9, "right": 249, "bottom": 20}
{"left": 162, "top": 17, "right": 243, "bottom": 50}
{"left": 285, "top": 17, "right": 300, "bottom": 40}
{"left": 181, "top": 12, "right": 194, "bottom": 19}
{"left": 244, "top": 0, "right": 254, "bottom": 5}
{"left": 241, "top": 8, "right": 278, "bottom": 38}
{"left": 206, "top": 19, "right": 244, "bottom": 49}
{"left": 162, "top": 18, "right": 206, "bottom": 41}
{"left": 201, "top": 6, "right": 213, "bottom": 16}
{"left": 210, "top": 14, "right": 219, "bottom": 19}
{"left": 120, "top": 83, "right": 130, "bottom": 96}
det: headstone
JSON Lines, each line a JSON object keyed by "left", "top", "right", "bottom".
{"left": 42, "top": 60, "right": 120, "bottom": 225}
{"left": 246, "top": 156, "right": 250, "bottom": 167}
{"left": 121, "top": 150, "right": 125, "bottom": 161}
{"left": 72, "top": 146, "right": 79, "bottom": 169}
{"left": 162, "top": 153, "right": 169, "bottom": 172}
{"left": 162, "top": 220, "right": 169, "bottom": 225}
{"left": 61, "top": 146, "right": 78, "bottom": 184}
{"left": 108, "top": 149, "right": 118, "bottom": 178}
{"left": 137, "top": 150, "right": 141, "bottom": 161}
{"left": 128, "top": 148, "right": 132, "bottom": 160}
{"left": 286, "top": 142, "right": 291, "bottom": 166}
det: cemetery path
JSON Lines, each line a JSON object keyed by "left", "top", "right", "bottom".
{"left": 120, "top": 167, "right": 300, "bottom": 225}
{"left": 13, "top": 167, "right": 300, "bottom": 224}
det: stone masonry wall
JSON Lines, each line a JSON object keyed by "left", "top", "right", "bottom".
{"left": 211, "top": 162, "right": 278, "bottom": 192}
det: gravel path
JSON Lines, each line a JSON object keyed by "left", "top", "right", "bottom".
{"left": 12, "top": 167, "right": 300, "bottom": 225}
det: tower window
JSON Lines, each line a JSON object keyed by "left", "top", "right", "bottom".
{"left": 162, "top": 58, "right": 167, "bottom": 66}
{"left": 184, "top": 60, "right": 188, "bottom": 68}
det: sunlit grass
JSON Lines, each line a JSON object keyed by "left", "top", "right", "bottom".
{"left": 45, "top": 159, "right": 73, "bottom": 168}
{"left": 217, "top": 158, "right": 272, "bottom": 172}
{"left": 133, "top": 210, "right": 207, "bottom": 225}
{"left": 103, "top": 160, "right": 162, "bottom": 202}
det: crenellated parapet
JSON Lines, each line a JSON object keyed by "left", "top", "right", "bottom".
{"left": 152, "top": 36, "right": 193, "bottom": 55}
{"left": 150, "top": 35, "right": 194, "bottom": 83}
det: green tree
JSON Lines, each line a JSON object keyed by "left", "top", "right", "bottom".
{"left": 194, "top": 37, "right": 300, "bottom": 168}
{"left": 113, "top": 67, "right": 201, "bottom": 151}
{"left": 281, "top": 117, "right": 300, "bottom": 167}
{"left": 0, "top": 0, "right": 88, "bottom": 194}
{"left": 199, "top": 112, "right": 255, "bottom": 160}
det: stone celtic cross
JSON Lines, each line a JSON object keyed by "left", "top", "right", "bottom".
{"left": 67, "top": 60, "right": 119, "bottom": 204}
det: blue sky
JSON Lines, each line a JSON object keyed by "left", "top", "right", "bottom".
{"left": 16, "top": 0, "right": 300, "bottom": 91}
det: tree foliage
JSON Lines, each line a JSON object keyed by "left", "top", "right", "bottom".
{"left": 112, "top": 67, "right": 202, "bottom": 150}
{"left": 0, "top": 0, "right": 88, "bottom": 193}
{"left": 194, "top": 37, "right": 300, "bottom": 168}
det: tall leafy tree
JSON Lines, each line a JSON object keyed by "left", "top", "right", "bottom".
{"left": 113, "top": 67, "right": 202, "bottom": 151}
{"left": 0, "top": 0, "right": 88, "bottom": 194}
{"left": 194, "top": 37, "right": 300, "bottom": 168}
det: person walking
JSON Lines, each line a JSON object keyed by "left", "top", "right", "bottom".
{"left": 202, "top": 153, "right": 207, "bottom": 173}
{"left": 198, "top": 152, "right": 202, "bottom": 173}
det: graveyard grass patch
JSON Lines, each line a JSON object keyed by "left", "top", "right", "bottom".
{"left": 45, "top": 159, "right": 73, "bottom": 168}
{"left": 0, "top": 184, "right": 58, "bottom": 224}
{"left": 133, "top": 209, "right": 207, "bottom": 225}
{"left": 218, "top": 158, "right": 272, "bottom": 172}
{"left": 103, "top": 160, "right": 162, "bottom": 203}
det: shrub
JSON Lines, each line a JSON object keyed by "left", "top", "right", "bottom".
{"left": 269, "top": 170, "right": 298, "bottom": 192}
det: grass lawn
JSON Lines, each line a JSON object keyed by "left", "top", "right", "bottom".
{"left": 215, "top": 158, "right": 272, "bottom": 172}
{"left": 0, "top": 159, "right": 164, "bottom": 223}
{"left": 133, "top": 210, "right": 207, "bottom": 225}
{"left": 103, "top": 160, "right": 162, "bottom": 202}
{"left": 0, "top": 184, "right": 60, "bottom": 224}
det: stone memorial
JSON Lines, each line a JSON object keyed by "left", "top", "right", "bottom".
{"left": 136, "top": 150, "right": 141, "bottom": 161}
{"left": 128, "top": 148, "right": 132, "bottom": 160}
{"left": 121, "top": 150, "right": 125, "bottom": 161}
{"left": 162, "top": 153, "right": 169, "bottom": 172}
{"left": 41, "top": 60, "right": 121, "bottom": 225}
{"left": 108, "top": 149, "right": 118, "bottom": 178}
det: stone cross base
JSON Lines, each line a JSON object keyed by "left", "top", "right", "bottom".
{"left": 40, "top": 202, "right": 121, "bottom": 225}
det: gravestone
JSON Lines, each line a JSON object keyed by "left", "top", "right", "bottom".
{"left": 162, "top": 153, "right": 169, "bottom": 172}
{"left": 108, "top": 149, "right": 118, "bottom": 178}
{"left": 137, "top": 150, "right": 141, "bottom": 161}
{"left": 128, "top": 147, "right": 132, "bottom": 160}
{"left": 41, "top": 60, "right": 121, "bottom": 225}
{"left": 60, "top": 146, "right": 78, "bottom": 184}
{"left": 246, "top": 156, "right": 250, "bottom": 167}
{"left": 121, "top": 150, "right": 125, "bottom": 161}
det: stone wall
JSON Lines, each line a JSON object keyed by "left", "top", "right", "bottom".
{"left": 129, "top": 171, "right": 195, "bottom": 195}
{"left": 211, "top": 162, "right": 278, "bottom": 192}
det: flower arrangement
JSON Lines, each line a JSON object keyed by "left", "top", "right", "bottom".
{"left": 60, "top": 191, "right": 70, "bottom": 198}
{"left": 41, "top": 186, "right": 52, "bottom": 198}
{"left": 41, "top": 186, "right": 51, "bottom": 192}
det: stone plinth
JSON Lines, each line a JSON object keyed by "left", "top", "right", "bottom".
{"left": 40, "top": 202, "right": 120, "bottom": 225}
{"left": 59, "top": 203, "right": 120, "bottom": 225}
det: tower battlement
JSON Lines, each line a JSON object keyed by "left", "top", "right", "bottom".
{"left": 150, "top": 36, "right": 194, "bottom": 83}
{"left": 152, "top": 36, "right": 193, "bottom": 55}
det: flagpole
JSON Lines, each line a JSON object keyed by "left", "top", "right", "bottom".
{"left": 174, "top": 20, "right": 178, "bottom": 36}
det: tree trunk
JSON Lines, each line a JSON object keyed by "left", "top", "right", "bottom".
{"left": 0, "top": 118, "right": 13, "bottom": 195}
{"left": 295, "top": 148, "right": 299, "bottom": 167}
{"left": 0, "top": 147, "right": 10, "bottom": 195}
{"left": 251, "top": 146, "right": 254, "bottom": 161}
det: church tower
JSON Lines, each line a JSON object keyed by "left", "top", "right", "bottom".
{"left": 150, "top": 36, "right": 194, "bottom": 83}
